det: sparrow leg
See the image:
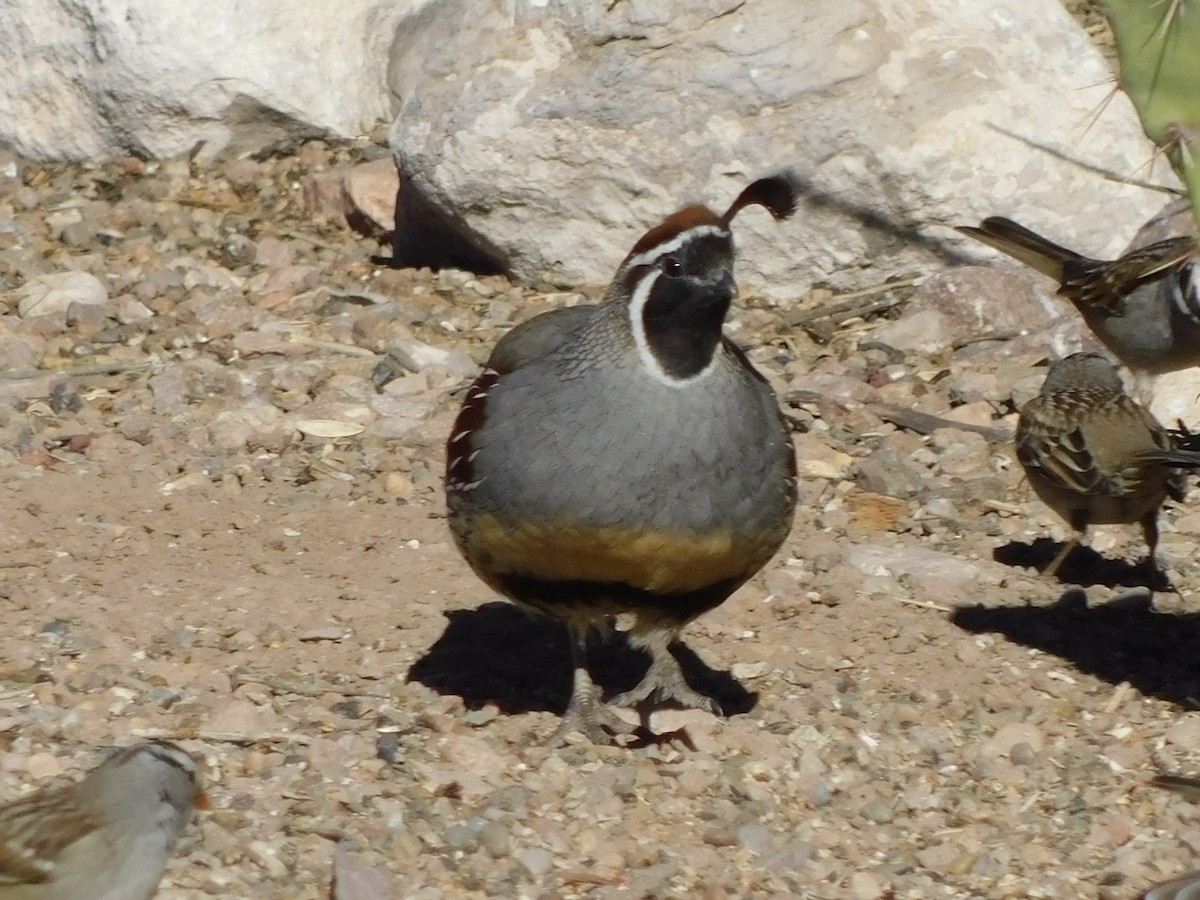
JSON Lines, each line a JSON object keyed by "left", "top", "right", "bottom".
{"left": 1139, "top": 511, "right": 1170, "bottom": 590}
{"left": 610, "top": 626, "right": 722, "bottom": 717}
{"left": 1045, "top": 510, "right": 1088, "bottom": 579}
{"left": 1043, "top": 537, "right": 1080, "bottom": 579}
{"left": 548, "top": 622, "right": 637, "bottom": 745}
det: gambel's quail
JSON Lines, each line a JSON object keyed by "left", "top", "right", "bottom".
{"left": 0, "top": 740, "right": 207, "bottom": 900}
{"left": 446, "top": 174, "right": 799, "bottom": 743}
{"left": 1015, "top": 352, "right": 1200, "bottom": 580}
{"left": 957, "top": 217, "right": 1199, "bottom": 377}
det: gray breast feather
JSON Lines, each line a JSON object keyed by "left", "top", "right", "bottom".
{"left": 470, "top": 350, "right": 790, "bottom": 536}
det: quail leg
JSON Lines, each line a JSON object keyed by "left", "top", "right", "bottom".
{"left": 610, "top": 627, "right": 722, "bottom": 717}
{"left": 549, "top": 623, "right": 637, "bottom": 745}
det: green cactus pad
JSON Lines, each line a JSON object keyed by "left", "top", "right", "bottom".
{"left": 1100, "top": 0, "right": 1200, "bottom": 232}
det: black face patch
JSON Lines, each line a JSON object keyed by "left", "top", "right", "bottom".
{"left": 635, "top": 232, "right": 736, "bottom": 379}
{"left": 641, "top": 250, "right": 735, "bottom": 378}
{"left": 641, "top": 287, "right": 730, "bottom": 377}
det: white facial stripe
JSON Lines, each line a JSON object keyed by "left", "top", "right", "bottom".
{"left": 139, "top": 742, "right": 199, "bottom": 777}
{"left": 627, "top": 268, "right": 720, "bottom": 388}
{"left": 1170, "top": 263, "right": 1200, "bottom": 325}
{"left": 623, "top": 225, "right": 727, "bottom": 270}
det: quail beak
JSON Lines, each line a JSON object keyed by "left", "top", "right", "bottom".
{"left": 715, "top": 269, "right": 736, "bottom": 301}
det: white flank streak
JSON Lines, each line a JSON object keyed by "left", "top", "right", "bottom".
{"left": 627, "top": 269, "right": 720, "bottom": 388}
{"left": 622, "top": 225, "right": 726, "bottom": 270}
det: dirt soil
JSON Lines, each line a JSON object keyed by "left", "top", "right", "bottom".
{"left": 4, "top": 65, "right": 1200, "bottom": 900}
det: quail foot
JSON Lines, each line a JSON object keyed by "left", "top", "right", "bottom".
{"left": 446, "top": 173, "right": 799, "bottom": 744}
{"left": 0, "top": 741, "right": 207, "bottom": 900}
{"left": 1015, "top": 352, "right": 1200, "bottom": 582}
{"left": 957, "top": 217, "right": 1199, "bottom": 388}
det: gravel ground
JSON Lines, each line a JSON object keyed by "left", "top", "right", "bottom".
{"left": 5, "top": 116, "right": 1200, "bottom": 899}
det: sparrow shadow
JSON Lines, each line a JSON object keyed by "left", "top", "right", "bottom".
{"left": 994, "top": 539, "right": 1169, "bottom": 592}
{"left": 407, "top": 601, "right": 757, "bottom": 717}
{"left": 952, "top": 590, "right": 1200, "bottom": 707}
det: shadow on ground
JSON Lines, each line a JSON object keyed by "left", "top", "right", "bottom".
{"left": 953, "top": 588, "right": 1200, "bottom": 708}
{"left": 408, "top": 601, "right": 757, "bottom": 718}
{"left": 994, "top": 538, "right": 1167, "bottom": 591}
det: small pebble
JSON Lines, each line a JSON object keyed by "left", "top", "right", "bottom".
{"left": 736, "top": 823, "right": 772, "bottom": 854}
{"left": 807, "top": 782, "right": 834, "bottom": 807}
{"left": 862, "top": 799, "right": 895, "bottom": 823}
{"left": 477, "top": 821, "right": 511, "bottom": 858}
{"left": 25, "top": 752, "right": 62, "bottom": 780}
{"left": 444, "top": 824, "right": 478, "bottom": 850}
{"left": 298, "top": 626, "right": 346, "bottom": 643}
{"left": 517, "top": 847, "right": 554, "bottom": 877}
{"left": 463, "top": 706, "right": 497, "bottom": 727}
{"left": 1010, "top": 741, "right": 1036, "bottom": 766}
{"left": 849, "top": 871, "right": 886, "bottom": 900}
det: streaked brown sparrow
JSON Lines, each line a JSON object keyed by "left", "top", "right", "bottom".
{"left": 1015, "top": 352, "right": 1200, "bottom": 579}
{"left": 0, "top": 741, "right": 207, "bottom": 900}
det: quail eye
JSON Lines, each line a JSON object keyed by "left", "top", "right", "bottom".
{"left": 662, "top": 256, "right": 684, "bottom": 277}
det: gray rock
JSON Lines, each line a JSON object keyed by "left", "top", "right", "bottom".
{"left": 0, "top": 333, "right": 43, "bottom": 370}
{"left": 302, "top": 158, "right": 400, "bottom": 239}
{"left": 845, "top": 544, "right": 990, "bottom": 583}
{"left": 477, "top": 821, "right": 511, "bottom": 858}
{"left": 333, "top": 844, "right": 398, "bottom": 900}
{"left": 1164, "top": 717, "right": 1200, "bottom": 752}
{"left": 59, "top": 220, "right": 98, "bottom": 248}
{"left": 1151, "top": 369, "right": 1200, "bottom": 427}
{"left": 857, "top": 440, "right": 926, "bottom": 499}
{"left": 516, "top": 847, "right": 554, "bottom": 877}
{"left": 382, "top": 337, "right": 477, "bottom": 380}
{"left": 366, "top": 394, "right": 435, "bottom": 440}
{"left": 389, "top": 0, "right": 1163, "bottom": 297}
{"left": 207, "top": 406, "right": 296, "bottom": 453}
{"left": 736, "top": 822, "right": 772, "bottom": 854}
{"left": 908, "top": 266, "right": 1067, "bottom": 347}
{"left": 17, "top": 271, "right": 108, "bottom": 318}
{"left": 978, "top": 722, "right": 1044, "bottom": 760}
{"left": 221, "top": 234, "right": 259, "bottom": 268}
{"left": 254, "top": 237, "right": 296, "bottom": 270}
{"left": 0, "top": 0, "right": 429, "bottom": 161}
{"left": 443, "top": 823, "right": 478, "bottom": 850}
{"left": 871, "top": 309, "right": 951, "bottom": 355}
{"left": 115, "top": 413, "right": 157, "bottom": 445}
{"left": 115, "top": 296, "right": 154, "bottom": 324}
{"left": 849, "top": 871, "right": 887, "bottom": 900}
{"left": 861, "top": 799, "right": 895, "bottom": 824}
{"left": 149, "top": 367, "right": 192, "bottom": 416}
